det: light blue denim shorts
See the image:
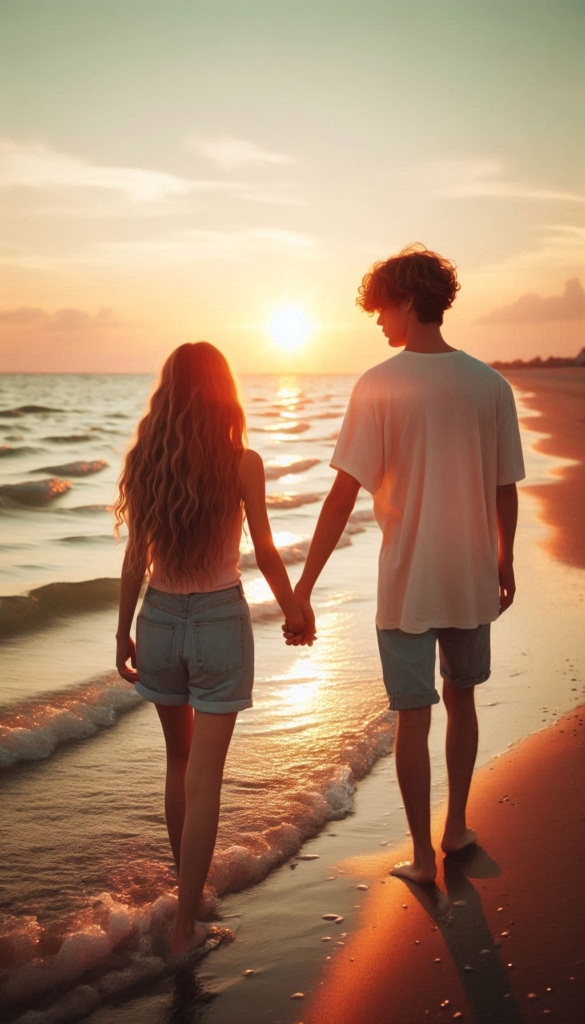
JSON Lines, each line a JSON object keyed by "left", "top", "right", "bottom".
{"left": 135, "top": 583, "right": 254, "bottom": 713}
{"left": 376, "top": 624, "right": 491, "bottom": 711}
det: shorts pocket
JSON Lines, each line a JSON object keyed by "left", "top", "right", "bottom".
{"left": 136, "top": 615, "right": 175, "bottom": 676}
{"left": 194, "top": 615, "right": 245, "bottom": 676}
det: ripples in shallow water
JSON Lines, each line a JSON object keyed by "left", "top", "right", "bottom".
{"left": 0, "top": 477, "right": 72, "bottom": 507}
{"left": 32, "top": 460, "right": 109, "bottom": 477}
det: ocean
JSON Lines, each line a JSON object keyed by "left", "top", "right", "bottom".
{"left": 0, "top": 371, "right": 582, "bottom": 1022}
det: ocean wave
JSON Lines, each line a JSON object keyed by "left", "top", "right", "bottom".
{"left": 58, "top": 505, "right": 112, "bottom": 515}
{"left": 32, "top": 460, "right": 109, "bottom": 477}
{"left": 265, "top": 491, "right": 323, "bottom": 509}
{"left": 259, "top": 421, "right": 311, "bottom": 434}
{"left": 343, "top": 522, "right": 366, "bottom": 536}
{"left": 0, "top": 572, "right": 296, "bottom": 641}
{"left": 0, "top": 405, "right": 63, "bottom": 418}
{"left": 90, "top": 426, "right": 126, "bottom": 435}
{"left": 302, "top": 432, "right": 339, "bottom": 443}
{"left": 0, "top": 478, "right": 71, "bottom": 508}
{"left": 0, "top": 522, "right": 358, "bottom": 638}
{"left": 265, "top": 457, "right": 320, "bottom": 479}
{"left": 239, "top": 529, "right": 352, "bottom": 570}
{"left": 0, "top": 893, "right": 230, "bottom": 1018}
{"left": 58, "top": 535, "right": 117, "bottom": 545}
{"left": 0, "top": 711, "right": 394, "bottom": 1015}
{"left": 0, "top": 578, "right": 120, "bottom": 639}
{"left": 0, "top": 675, "right": 142, "bottom": 769}
{"left": 0, "top": 446, "right": 43, "bottom": 457}
{"left": 43, "top": 435, "right": 93, "bottom": 444}
{"left": 349, "top": 508, "right": 376, "bottom": 524}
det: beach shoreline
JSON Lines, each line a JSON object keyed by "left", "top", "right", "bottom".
{"left": 503, "top": 368, "right": 585, "bottom": 569}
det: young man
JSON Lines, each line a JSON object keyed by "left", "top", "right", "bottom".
{"left": 288, "top": 245, "right": 525, "bottom": 884}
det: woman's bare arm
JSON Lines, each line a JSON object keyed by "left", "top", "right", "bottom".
{"left": 115, "top": 546, "right": 146, "bottom": 682}
{"left": 239, "top": 449, "right": 314, "bottom": 642}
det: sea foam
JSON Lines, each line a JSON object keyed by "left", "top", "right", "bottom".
{"left": 0, "top": 676, "right": 142, "bottom": 768}
{"left": 0, "top": 708, "right": 394, "bottom": 1016}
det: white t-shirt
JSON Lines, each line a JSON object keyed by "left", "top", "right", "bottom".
{"left": 331, "top": 350, "right": 525, "bottom": 633}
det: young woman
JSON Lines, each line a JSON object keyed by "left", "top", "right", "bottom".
{"left": 114, "top": 341, "right": 313, "bottom": 954}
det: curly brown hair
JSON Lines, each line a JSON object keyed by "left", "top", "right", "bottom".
{"left": 357, "top": 244, "right": 460, "bottom": 326}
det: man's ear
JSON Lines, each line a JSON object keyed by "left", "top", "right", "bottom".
{"left": 403, "top": 294, "right": 414, "bottom": 313}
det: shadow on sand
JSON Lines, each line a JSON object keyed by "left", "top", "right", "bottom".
{"left": 403, "top": 845, "right": 525, "bottom": 1023}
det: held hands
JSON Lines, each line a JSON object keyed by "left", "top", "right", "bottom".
{"left": 282, "top": 590, "right": 317, "bottom": 646}
{"left": 116, "top": 634, "right": 139, "bottom": 683}
{"left": 498, "top": 560, "right": 516, "bottom": 614}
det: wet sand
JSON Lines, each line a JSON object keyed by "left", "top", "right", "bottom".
{"left": 305, "top": 704, "right": 585, "bottom": 1024}
{"left": 504, "top": 368, "right": 585, "bottom": 569}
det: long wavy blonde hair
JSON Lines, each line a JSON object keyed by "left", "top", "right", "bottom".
{"left": 114, "top": 342, "right": 247, "bottom": 587}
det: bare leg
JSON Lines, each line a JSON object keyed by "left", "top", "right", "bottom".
{"left": 171, "top": 710, "right": 238, "bottom": 955}
{"left": 441, "top": 680, "right": 478, "bottom": 854}
{"left": 390, "top": 706, "right": 436, "bottom": 884}
{"left": 155, "top": 705, "right": 194, "bottom": 872}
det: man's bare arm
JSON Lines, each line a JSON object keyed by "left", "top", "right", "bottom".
{"left": 496, "top": 482, "right": 518, "bottom": 614}
{"left": 289, "top": 471, "right": 361, "bottom": 636}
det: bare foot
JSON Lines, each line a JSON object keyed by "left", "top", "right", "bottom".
{"left": 170, "top": 920, "right": 208, "bottom": 956}
{"left": 390, "top": 858, "right": 437, "bottom": 885}
{"left": 441, "top": 827, "right": 478, "bottom": 855}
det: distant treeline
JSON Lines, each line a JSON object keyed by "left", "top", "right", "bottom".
{"left": 491, "top": 353, "right": 584, "bottom": 370}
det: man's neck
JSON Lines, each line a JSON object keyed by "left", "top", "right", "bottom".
{"left": 402, "top": 321, "right": 456, "bottom": 354}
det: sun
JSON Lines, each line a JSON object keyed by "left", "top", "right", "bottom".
{"left": 268, "top": 306, "right": 312, "bottom": 352}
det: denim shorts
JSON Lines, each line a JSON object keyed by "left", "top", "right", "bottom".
{"left": 376, "top": 624, "right": 491, "bottom": 711}
{"left": 134, "top": 583, "right": 254, "bottom": 714}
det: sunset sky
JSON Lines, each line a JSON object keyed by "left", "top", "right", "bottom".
{"left": 0, "top": 0, "right": 583, "bottom": 374}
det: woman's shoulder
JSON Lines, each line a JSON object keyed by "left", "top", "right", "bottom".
{"left": 238, "top": 448, "right": 264, "bottom": 488}
{"left": 239, "top": 447, "right": 263, "bottom": 471}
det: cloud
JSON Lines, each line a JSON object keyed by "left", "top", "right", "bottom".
{"left": 187, "top": 134, "right": 299, "bottom": 172}
{"left": 466, "top": 226, "right": 585, "bottom": 283}
{"left": 0, "top": 306, "right": 121, "bottom": 331}
{"left": 0, "top": 139, "right": 303, "bottom": 215}
{"left": 0, "top": 307, "right": 45, "bottom": 326}
{"left": 86, "top": 228, "right": 318, "bottom": 266}
{"left": 0, "top": 225, "right": 318, "bottom": 274}
{"left": 514, "top": 224, "right": 585, "bottom": 267}
{"left": 0, "top": 139, "right": 241, "bottom": 202}
{"left": 478, "top": 278, "right": 585, "bottom": 324}
{"left": 435, "top": 160, "right": 585, "bottom": 204}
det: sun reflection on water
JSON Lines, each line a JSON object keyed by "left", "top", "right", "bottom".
{"left": 276, "top": 384, "right": 302, "bottom": 407}
{"left": 244, "top": 575, "right": 275, "bottom": 605}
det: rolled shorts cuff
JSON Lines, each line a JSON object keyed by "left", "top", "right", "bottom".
{"left": 188, "top": 696, "right": 253, "bottom": 714}
{"left": 388, "top": 690, "right": 441, "bottom": 711}
{"left": 135, "top": 681, "right": 188, "bottom": 705}
{"left": 439, "top": 667, "right": 491, "bottom": 688}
